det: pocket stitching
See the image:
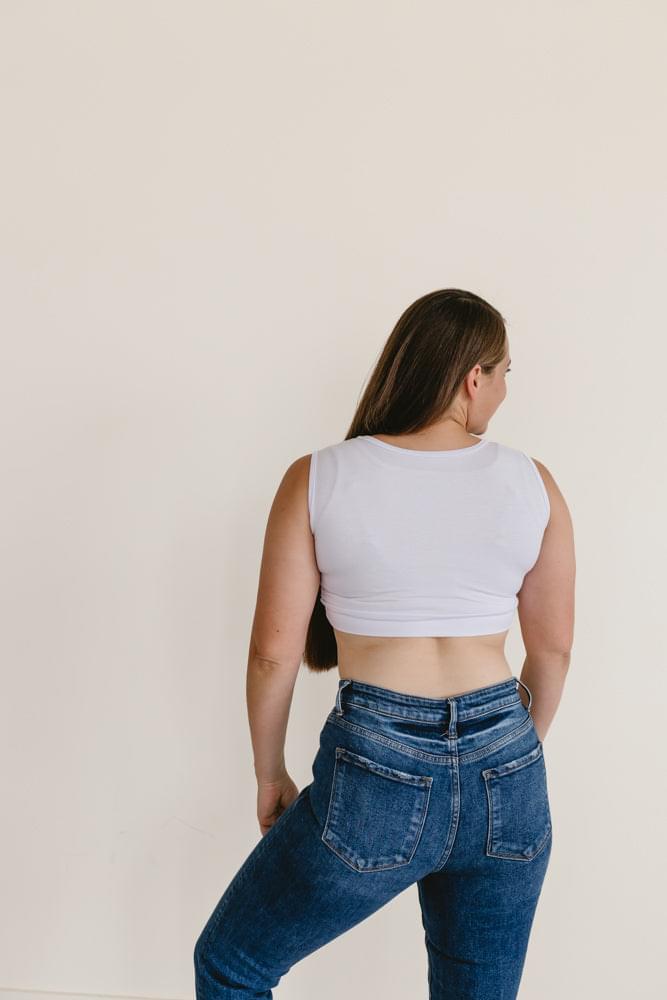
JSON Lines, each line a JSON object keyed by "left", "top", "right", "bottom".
{"left": 481, "top": 741, "right": 544, "bottom": 779}
{"left": 335, "top": 746, "right": 434, "bottom": 787}
{"left": 321, "top": 747, "right": 433, "bottom": 872}
{"left": 482, "top": 747, "right": 552, "bottom": 861}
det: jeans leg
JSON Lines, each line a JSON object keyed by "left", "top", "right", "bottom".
{"left": 417, "top": 832, "right": 552, "bottom": 999}
{"left": 194, "top": 784, "right": 418, "bottom": 998}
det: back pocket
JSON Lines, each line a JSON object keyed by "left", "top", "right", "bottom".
{"left": 322, "top": 746, "right": 432, "bottom": 872}
{"left": 482, "top": 743, "right": 552, "bottom": 861}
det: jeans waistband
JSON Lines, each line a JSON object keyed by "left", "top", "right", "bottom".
{"left": 334, "top": 675, "right": 532, "bottom": 724}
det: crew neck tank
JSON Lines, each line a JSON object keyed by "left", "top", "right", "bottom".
{"left": 307, "top": 434, "right": 550, "bottom": 637}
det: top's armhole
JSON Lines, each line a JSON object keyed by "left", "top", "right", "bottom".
{"left": 525, "top": 454, "right": 551, "bottom": 526}
{"left": 308, "top": 450, "right": 318, "bottom": 534}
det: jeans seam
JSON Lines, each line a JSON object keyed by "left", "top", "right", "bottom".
{"left": 341, "top": 695, "right": 521, "bottom": 726}
{"left": 459, "top": 716, "right": 534, "bottom": 763}
{"left": 342, "top": 702, "right": 449, "bottom": 725}
{"left": 326, "top": 712, "right": 454, "bottom": 762}
{"left": 432, "top": 754, "right": 460, "bottom": 872}
{"left": 326, "top": 711, "right": 534, "bottom": 765}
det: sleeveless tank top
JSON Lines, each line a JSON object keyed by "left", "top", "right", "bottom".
{"left": 308, "top": 435, "right": 550, "bottom": 637}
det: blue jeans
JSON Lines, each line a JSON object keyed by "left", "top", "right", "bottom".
{"left": 194, "top": 675, "right": 553, "bottom": 999}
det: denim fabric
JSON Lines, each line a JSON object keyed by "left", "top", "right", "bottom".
{"left": 194, "top": 675, "right": 553, "bottom": 999}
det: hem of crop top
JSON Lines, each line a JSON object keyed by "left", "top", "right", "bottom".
{"left": 324, "top": 606, "right": 514, "bottom": 637}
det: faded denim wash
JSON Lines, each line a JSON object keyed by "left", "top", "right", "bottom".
{"left": 194, "top": 675, "right": 553, "bottom": 999}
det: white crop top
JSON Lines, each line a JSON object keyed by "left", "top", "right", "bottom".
{"left": 308, "top": 435, "right": 550, "bottom": 637}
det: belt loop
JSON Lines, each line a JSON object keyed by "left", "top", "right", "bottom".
{"left": 440, "top": 697, "right": 458, "bottom": 739}
{"left": 516, "top": 677, "right": 533, "bottom": 713}
{"left": 335, "top": 678, "right": 352, "bottom": 716}
{"left": 447, "top": 698, "right": 458, "bottom": 738}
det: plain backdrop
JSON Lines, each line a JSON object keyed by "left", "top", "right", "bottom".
{"left": 1, "top": 1, "right": 665, "bottom": 998}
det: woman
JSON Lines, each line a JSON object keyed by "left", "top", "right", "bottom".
{"left": 194, "top": 288, "right": 576, "bottom": 999}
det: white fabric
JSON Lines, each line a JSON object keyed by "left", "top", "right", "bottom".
{"left": 308, "top": 435, "right": 550, "bottom": 637}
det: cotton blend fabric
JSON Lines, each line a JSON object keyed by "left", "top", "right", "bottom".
{"left": 309, "top": 435, "right": 550, "bottom": 637}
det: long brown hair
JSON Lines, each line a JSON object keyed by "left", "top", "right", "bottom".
{"left": 303, "top": 288, "right": 507, "bottom": 672}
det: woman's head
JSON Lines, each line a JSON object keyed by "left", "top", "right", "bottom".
{"left": 346, "top": 289, "right": 509, "bottom": 441}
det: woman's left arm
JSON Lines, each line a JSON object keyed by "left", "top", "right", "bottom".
{"left": 246, "top": 453, "right": 321, "bottom": 833}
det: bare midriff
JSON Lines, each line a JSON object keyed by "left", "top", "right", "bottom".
{"left": 334, "top": 628, "right": 514, "bottom": 699}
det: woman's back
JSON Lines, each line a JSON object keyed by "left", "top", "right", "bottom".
{"left": 312, "top": 433, "right": 548, "bottom": 628}
{"left": 303, "top": 428, "right": 572, "bottom": 699}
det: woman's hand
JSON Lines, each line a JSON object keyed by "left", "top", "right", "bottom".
{"left": 257, "top": 773, "right": 300, "bottom": 836}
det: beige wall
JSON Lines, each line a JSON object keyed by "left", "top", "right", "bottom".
{"left": 1, "top": 2, "right": 665, "bottom": 998}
